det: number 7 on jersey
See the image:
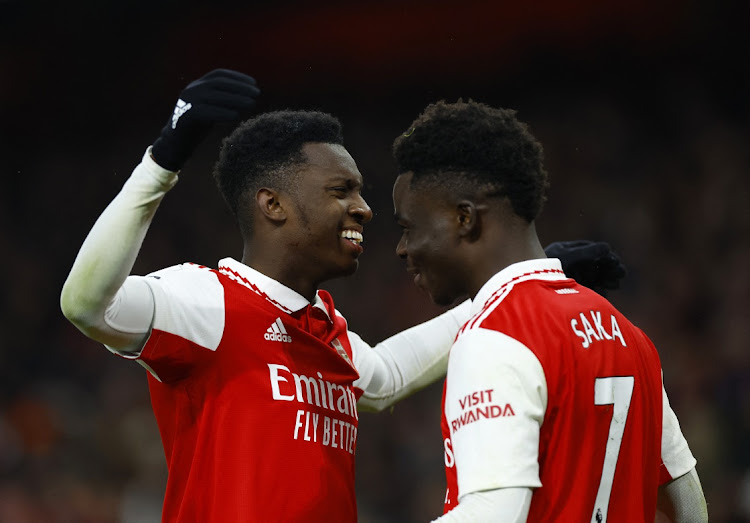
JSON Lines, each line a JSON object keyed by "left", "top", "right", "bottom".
{"left": 591, "top": 376, "right": 634, "bottom": 523}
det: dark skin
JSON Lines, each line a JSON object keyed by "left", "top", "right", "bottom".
{"left": 241, "top": 142, "right": 373, "bottom": 302}
{"left": 394, "top": 169, "right": 697, "bottom": 519}
{"left": 392, "top": 171, "right": 546, "bottom": 306}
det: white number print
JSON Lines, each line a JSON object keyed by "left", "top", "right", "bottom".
{"left": 591, "top": 376, "right": 634, "bottom": 523}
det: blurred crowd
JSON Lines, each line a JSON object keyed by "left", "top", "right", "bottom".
{"left": 1, "top": 1, "right": 748, "bottom": 520}
{"left": 0, "top": 81, "right": 748, "bottom": 521}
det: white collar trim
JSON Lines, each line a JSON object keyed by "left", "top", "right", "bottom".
{"left": 217, "top": 257, "right": 329, "bottom": 318}
{"left": 471, "top": 258, "right": 567, "bottom": 315}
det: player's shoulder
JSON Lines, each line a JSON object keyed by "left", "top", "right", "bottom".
{"left": 140, "top": 263, "right": 226, "bottom": 331}
{"left": 142, "top": 262, "right": 223, "bottom": 300}
{"left": 465, "top": 277, "right": 559, "bottom": 329}
{"left": 514, "top": 278, "right": 620, "bottom": 319}
{"left": 486, "top": 275, "right": 578, "bottom": 308}
{"left": 450, "top": 326, "right": 544, "bottom": 382}
{"left": 141, "top": 263, "right": 227, "bottom": 351}
{"left": 145, "top": 262, "right": 219, "bottom": 282}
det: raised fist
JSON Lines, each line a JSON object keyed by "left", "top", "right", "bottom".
{"left": 151, "top": 69, "right": 260, "bottom": 171}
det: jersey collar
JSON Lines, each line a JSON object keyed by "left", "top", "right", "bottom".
{"left": 218, "top": 257, "right": 330, "bottom": 317}
{"left": 470, "top": 258, "right": 567, "bottom": 316}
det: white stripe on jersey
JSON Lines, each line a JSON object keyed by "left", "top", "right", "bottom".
{"left": 465, "top": 285, "right": 513, "bottom": 334}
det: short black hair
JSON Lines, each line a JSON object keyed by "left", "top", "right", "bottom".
{"left": 214, "top": 110, "right": 344, "bottom": 216}
{"left": 393, "top": 100, "right": 549, "bottom": 222}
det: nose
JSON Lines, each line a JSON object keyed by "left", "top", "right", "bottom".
{"left": 350, "top": 195, "right": 373, "bottom": 224}
{"left": 396, "top": 235, "right": 407, "bottom": 259}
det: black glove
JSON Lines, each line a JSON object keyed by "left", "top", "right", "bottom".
{"left": 544, "top": 240, "right": 626, "bottom": 297}
{"left": 151, "top": 69, "right": 260, "bottom": 171}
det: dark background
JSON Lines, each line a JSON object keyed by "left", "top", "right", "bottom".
{"left": 1, "top": 0, "right": 748, "bottom": 520}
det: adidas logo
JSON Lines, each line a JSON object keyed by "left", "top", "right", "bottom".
{"left": 555, "top": 288, "right": 579, "bottom": 294}
{"left": 171, "top": 98, "right": 193, "bottom": 129}
{"left": 264, "top": 317, "right": 292, "bottom": 343}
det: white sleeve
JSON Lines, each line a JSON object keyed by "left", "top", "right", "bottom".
{"left": 352, "top": 300, "right": 471, "bottom": 412}
{"left": 657, "top": 467, "right": 708, "bottom": 523}
{"left": 429, "top": 488, "right": 532, "bottom": 522}
{"left": 103, "top": 265, "right": 225, "bottom": 357}
{"left": 447, "top": 328, "right": 546, "bottom": 499}
{"left": 137, "top": 264, "right": 225, "bottom": 352}
{"left": 60, "top": 148, "right": 178, "bottom": 351}
{"left": 661, "top": 380, "right": 697, "bottom": 479}
{"left": 102, "top": 276, "right": 156, "bottom": 353}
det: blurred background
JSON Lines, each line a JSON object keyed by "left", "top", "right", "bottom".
{"left": 1, "top": 0, "right": 748, "bottom": 520}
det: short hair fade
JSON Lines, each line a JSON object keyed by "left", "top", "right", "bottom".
{"left": 392, "top": 100, "right": 549, "bottom": 222}
{"left": 214, "top": 110, "right": 344, "bottom": 216}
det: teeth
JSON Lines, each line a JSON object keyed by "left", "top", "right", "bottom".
{"left": 340, "top": 230, "right": 363, "bottom": 244}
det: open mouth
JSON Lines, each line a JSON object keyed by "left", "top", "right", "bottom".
{"left": 340, "top": 229, "right": 363, "bottom": 245}
{"left": 340, "top": 229, "right": 364, "bottom": 255}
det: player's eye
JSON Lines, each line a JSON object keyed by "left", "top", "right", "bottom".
{"left": 328, "top": 187, "right": 348, "bottom": 197}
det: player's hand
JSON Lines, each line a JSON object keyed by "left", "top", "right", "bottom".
{"left": 151, "top": 69, "right": 260, "bottom": 171}
{"left": 544, "top": 240, "right": 626, "bottom": 297}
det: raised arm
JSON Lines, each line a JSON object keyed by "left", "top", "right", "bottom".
{"left": 60, "top": 152, "right": 177, "bottom": 350}
{"left": 60, "top": 70, "right": 260, "bottom": 351}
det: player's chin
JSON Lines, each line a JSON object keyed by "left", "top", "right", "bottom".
{"left": 424, "top": 282, "right": 458, "bottom": 307}
{"left": 334, "top": 259, "right": 359, "bottom": 278}
{"left": 345, "top": 259, "right": 359, "bottom": 275}
{"left": 430, "top": 292, "right": 456, "bottom": 307}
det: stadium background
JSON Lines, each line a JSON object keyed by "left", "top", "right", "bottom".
{"left": 1, "top": 0, "right": 748, "bottom": 520}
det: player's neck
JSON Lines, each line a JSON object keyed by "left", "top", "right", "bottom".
{"left": 468, "top": 226, "right": 546, "bottom": 300}
{"left": 241, "top": 246, "right": 319, "bottom": 303}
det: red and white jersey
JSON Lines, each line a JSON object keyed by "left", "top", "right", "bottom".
{"left": 117, "top": 257, "right": 366, "bottom": 522}
{"left": 441, "top": 258, "right": 696, "bottom": 522}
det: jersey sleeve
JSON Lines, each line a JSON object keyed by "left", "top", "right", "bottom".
{"left": 108, "top": 263, "right": 226, "bottom": 383}
{"left": 351, "top": 300, "right": 471, "bottom": 412}
{"left": 60, "top": 148, "right": 178, "bottom": 351}
{"left": 446, "top": 328, "right": 547, "bottom": 499}
{"left": 659, "top": 381, "right": 697, "bottom": 484}
{"left": 430, "top": 488, "right": 532, "bottom": 522}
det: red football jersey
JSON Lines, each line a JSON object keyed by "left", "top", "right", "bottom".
{"left": 441, "top": 259, "right": 695, "bottom": 522}
{"left": 122, "top": 258, "right": 362, "bottom": 522}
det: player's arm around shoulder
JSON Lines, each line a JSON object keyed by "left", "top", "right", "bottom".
{"left": 352, "top": 300, "right": 472, "bottom": 412}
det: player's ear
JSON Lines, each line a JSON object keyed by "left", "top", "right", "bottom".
{"left": 256, "top": 188, "right": 287, "bottom": 223}
{"left": 456, "top": 200, "right": 482, "bottom": 241}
